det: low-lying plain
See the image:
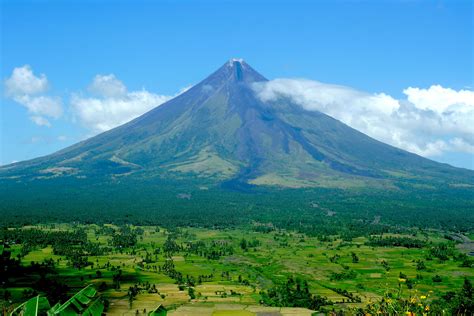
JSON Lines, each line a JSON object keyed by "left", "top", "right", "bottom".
{"left": 1, "top": 222, "right": 472, "bottom": 315}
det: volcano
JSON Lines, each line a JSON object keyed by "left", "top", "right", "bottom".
{"left": 1, "top": 59, "right": 472, "bottom": 189}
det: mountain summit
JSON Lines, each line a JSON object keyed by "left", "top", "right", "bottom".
{"left": 1, "top": 60, "right": 472, "bottom": 189}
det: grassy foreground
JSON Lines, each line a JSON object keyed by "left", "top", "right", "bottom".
{"left": 1, "top": 223, "right": 473, "bottom": 315}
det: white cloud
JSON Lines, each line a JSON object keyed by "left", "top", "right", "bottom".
{"left": 88, "top": 74, "right": 127, "bottom": 98}
{"left": 30, "top": 116, "right": 52, "bottom": 127}
{"left": 404, "top": 85, "right": 474, "bottom": 113}
{"left": 253, "top": 79, "right": 474, "bottom": 158}
{"left": 14, "top": 95, "right": 63, "bottom": 118}
{"left": 4, "top": 65, "right": 48, "bottom": 96}
{"left": 71, "top": 74, "right": 179, "bottom": 133}
{"left": 4, "top": 65, "right": 63, "bottom": 126}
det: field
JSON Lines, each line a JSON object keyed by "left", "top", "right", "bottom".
{"left": 1, "top": 223, "right": 472, "bottom": 315}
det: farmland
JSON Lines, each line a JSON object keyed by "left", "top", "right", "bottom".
{"left": 1, "top": 223, "right": 472, "bottom": 315}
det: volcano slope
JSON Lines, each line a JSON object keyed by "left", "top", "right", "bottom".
{"left": 1, "top": 59, "right": 473, "bottom": 230}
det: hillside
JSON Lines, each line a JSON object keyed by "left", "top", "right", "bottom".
{"left": 1, "top": 59, "right": 472, "bottom": 190}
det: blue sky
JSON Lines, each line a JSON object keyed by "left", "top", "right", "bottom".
{"left": 1, "top": 0, "right": 473, "bottom": 169}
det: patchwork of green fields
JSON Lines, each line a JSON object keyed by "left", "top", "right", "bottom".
{"left": 1, "top": 223, "right": 472, "bottom": 315}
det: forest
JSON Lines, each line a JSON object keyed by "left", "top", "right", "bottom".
{"left": 1, "top": 177, "right": 473, "bottom": 314}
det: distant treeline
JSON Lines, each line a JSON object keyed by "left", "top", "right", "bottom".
{"left": 1, "top": 177, "right": 473, "bottom": 236}
{"left": 365, "top": 236, "right": 425, "bottom": 248}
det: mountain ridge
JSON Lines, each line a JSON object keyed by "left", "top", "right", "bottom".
{"left": 1, "top": 59, "right": 472, "bottom": 189}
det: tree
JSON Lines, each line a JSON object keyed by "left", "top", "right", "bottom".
{"left": 188, "top": 287, "right": 196, "bottom": 299}
{"left": 239, "top": 238, "right": 248, "bottom": 251}
{"left": 416, "top": 260, "right": 426, "bottom": 271}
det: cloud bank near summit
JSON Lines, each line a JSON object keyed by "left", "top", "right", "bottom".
{"left": 253, "top": 79, "right": 474, "bottom": 158}
{"left": 4, "top": 65, "right": 473, "bottom": 164}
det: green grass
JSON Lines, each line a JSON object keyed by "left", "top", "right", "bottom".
{"left": 2, "top": 223, "right": 472, "bottom": 314}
